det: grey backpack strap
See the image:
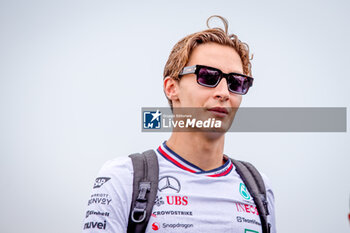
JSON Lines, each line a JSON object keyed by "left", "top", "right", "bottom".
{"left": 127, "top": 150, "right": 159, "bottom": 233}
{"left": 231, "top": 159, "right": 271, "bottom": 233}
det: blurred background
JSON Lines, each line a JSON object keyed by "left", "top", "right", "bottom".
{"left": 0, "top": 0, "right": 349, "bottom": 232}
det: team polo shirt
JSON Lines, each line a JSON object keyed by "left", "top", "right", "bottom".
{"left": 82, "top": 142, "right": 276, "bottom": 233}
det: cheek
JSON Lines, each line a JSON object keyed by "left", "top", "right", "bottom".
{"left": 177, "top": 78, "right": 203, "bottom": 105}
{"left": 181, "top": 89, "right": 203, "bottom": 106}
{"left": 231, "top": 95, "right": 242, "bottom": 108}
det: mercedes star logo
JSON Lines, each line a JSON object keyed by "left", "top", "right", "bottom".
{"left": 158, "top": 176, "right": 181, "bottom": 193}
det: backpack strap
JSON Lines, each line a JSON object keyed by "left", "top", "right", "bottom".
{"left": 127, "top": 150, "right": 159, "bottom": 233}
{"left": 231, "top": 159, "right": 271, "bottom": 233}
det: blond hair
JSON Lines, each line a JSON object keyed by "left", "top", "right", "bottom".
{"left": 163, "top": 15, "right": 252, "bottom": 108}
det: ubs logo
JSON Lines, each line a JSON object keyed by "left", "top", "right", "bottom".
{"left": 158, "top": 176, "right": 181, "bottom": 193}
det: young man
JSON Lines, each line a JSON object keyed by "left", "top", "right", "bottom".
{"left": 82, "top": 16, "right": 276, "bottom": 233}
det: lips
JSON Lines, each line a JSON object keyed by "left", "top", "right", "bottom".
{"left": 207, "top": 107, "right": 229, "bottom": 117}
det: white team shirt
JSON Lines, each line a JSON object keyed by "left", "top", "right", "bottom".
{"left": 82, "top": 142, "right": 276, "bottom": 233}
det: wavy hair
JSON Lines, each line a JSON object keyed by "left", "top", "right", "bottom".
{"left": 163, "top": 15, "right": 253, "bottom": 108}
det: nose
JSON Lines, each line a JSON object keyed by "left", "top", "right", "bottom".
{"left": 213, "top": 77, "right": 230, "bottom": 101}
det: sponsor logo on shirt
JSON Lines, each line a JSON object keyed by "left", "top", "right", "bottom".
{"left": 158, "top": 176, "right": 181, "bottom": 193}
{"left": 163, "top": 223, "right": 194, "bottom": 229}
{"left": 86, "top": 210, "right": 110, "bottom": 218}
{"left": 152, "top": 222, "right": 160, "bottom": 231}
{"left": 239, "top": 183, "right": 251, "bottom": 200}
{"left": 155, "top": 196, "right": 165, "bottom": 207}
{"left": 166, "top": 196, "right": 188, "bottom": 206}
{"left": 152, "top": 222, "right": 194, "bottom": 230}
{"left": 245, "top": 229, "right": 259, "bottom": 233}
{"left": 152, "top": 210, "right": 193, "bottom": 216}
{"left": 235, "top": 203, "right": 259, "bottom": 215}
{"left": 88, "top": 196, "right": 112, "bottom": 206}
{"left": 90, "top": 193, "right": 109, "bottom": 198}
{"left": 83, "top": 220, "right": 107, "bottom": 230}
{"left": 236, "top": 216, "right": 261, "bottom": 226}
{"left": 93, "top": 177, "right": 111, "bottom": 189}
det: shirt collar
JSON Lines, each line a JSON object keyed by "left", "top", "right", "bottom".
{"left": 157, "top": 141, "right": 234, "bottom": 177}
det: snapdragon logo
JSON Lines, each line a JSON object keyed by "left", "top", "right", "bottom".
{"left": 239, "top": 183, "right": 251, "bottom": 200}
{"left": 152, "top": 222, "right": 160, "bottom": 231}
{"left": 163, "top": 223, "right": 194, "bottom": 229}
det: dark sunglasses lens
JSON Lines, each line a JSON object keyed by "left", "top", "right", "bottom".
{"left": 197, "top": 67, "right": 220, "bottom": 86}
{"left": 228, "top": 75, "right": 250, "bottom": 94}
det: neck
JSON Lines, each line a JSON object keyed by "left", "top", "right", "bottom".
{"left": 166, "top": 131, "right": 225, "bottom": 171}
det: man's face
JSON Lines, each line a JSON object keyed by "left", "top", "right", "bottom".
{"left": 170, "top": 42, "right": 244, "bottom": 131}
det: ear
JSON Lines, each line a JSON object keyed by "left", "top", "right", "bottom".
{"left": 164, "top": 76, "right": 180, "bottom": 101}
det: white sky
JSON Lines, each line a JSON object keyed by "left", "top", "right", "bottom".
{"left": 0, "top": 0, "right": 349, "bottom": 232}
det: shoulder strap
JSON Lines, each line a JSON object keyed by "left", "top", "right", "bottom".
{"left": 231, "top": 159, "right": 271, "bottom": 233}
{"left": 127, "top": 150, "right": 159, "bottom": 233}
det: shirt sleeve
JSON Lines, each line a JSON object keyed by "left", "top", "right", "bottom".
{"left": 261, "top": 172, "right": 277, "bottom": 233}
{"left": 82, "top": 157, "right": 134, "bottom": 233}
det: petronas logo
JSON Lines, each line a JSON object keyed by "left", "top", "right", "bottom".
{"left": 239, "top": 183, "right": 251, "bottom": 200}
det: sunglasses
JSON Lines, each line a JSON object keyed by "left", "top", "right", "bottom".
{"left": 179, "top": 65, "right": 254, "bottom": 95}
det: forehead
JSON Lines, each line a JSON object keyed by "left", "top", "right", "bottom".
{"left": 187, "top": 42, "right": 243, "bottom": 74}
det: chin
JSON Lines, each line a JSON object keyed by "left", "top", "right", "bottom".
{"left": 202, "top": 130, "right": 227, "bottom": 141}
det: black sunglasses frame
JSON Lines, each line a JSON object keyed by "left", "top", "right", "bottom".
{"left": 179, "top": 65, "right": 254, "bottom": 95}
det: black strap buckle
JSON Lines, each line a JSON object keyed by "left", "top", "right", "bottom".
{"left": 131, "top": 208, "right": 147, "bottom": 223}
{"left": 263, "top": 200, "right": 270, "bottom": 215}
{"left": 131, "top": 182, "right": 151, "bottom": 223}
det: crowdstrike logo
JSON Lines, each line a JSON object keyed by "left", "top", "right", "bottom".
{"left": 158, "top": 176, "right": 181, "bottom": 193}
{"left": 93, "top": 177, "right": 111, "bottom": 189}
{"left": 152, "top": 210, "right": 193, "bottom": 216}
{"left": 239, "top": 183, "right": 251, "bottom": 200}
